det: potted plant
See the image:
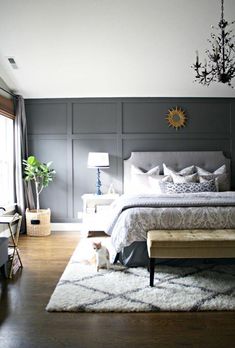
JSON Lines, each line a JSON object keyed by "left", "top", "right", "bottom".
{"left": 23, "top": 156, "right": 56, "bottom": 236}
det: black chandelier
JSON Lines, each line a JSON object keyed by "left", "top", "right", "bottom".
{"left": 192, "top": 0, "right": 235, "bottom": 87}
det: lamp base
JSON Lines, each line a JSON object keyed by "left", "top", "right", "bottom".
{"left": 96, "top": 168, "right": 102, "bottom": 195}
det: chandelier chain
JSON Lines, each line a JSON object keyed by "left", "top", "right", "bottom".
{"left": 221, "top": 0, "right": 224, "bottom": 22}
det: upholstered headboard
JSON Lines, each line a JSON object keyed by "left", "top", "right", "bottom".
{"left": 123, "top": 151, "right": 231, "bottom": 193}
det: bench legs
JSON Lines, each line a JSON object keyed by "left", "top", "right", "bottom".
{"left": 149, "top": 258, "right": 155, "bottom": 287}
{"left": 113, "top": 252, "right": 120, "bottom": 264}
{"left": 0, "top": 263, "right": 8, "bottom": 278}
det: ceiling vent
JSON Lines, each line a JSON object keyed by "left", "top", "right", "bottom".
{"left": 7, "top": 57, "right": 18, "bottom": 69}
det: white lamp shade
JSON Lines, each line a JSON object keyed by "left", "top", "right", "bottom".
{"left": 87, "top": 152, "right": 109, "bottom": 168}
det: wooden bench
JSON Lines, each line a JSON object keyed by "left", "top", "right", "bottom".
{"left": 147, "top": 229, "right": 235, "bottom": 287}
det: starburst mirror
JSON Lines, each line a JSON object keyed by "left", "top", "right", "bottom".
{"left": 166, "top": 107, "right": 187, "bottom": 130}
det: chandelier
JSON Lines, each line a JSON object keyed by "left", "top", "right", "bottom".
{"left": 192, "top": 0, "right": 235, "bottom": 87}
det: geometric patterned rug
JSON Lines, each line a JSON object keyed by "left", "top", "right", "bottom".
{"left": 46, "top": 242, "right": 235, "bottom": 312}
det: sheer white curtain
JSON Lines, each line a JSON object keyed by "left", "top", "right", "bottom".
{"left": 0, "top": 115, "right": 14, "bottom": 206}
{"left": 14, "top": 95, "right": 35, "bottom": 230}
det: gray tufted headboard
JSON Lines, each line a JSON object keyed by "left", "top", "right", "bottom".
{"left": 123, "top": 151, "right": 231, "bottom": 193}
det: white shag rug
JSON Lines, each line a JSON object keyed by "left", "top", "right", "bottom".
{"left": 46, "top": 239, "right": 235, "bottom": 312}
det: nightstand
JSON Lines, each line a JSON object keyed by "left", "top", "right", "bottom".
{"left": 81, "top": 194, "right": 119, "bottom": 236}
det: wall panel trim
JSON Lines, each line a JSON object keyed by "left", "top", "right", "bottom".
{"left": 26, "top": 97, "right": 235, "bottom": 222}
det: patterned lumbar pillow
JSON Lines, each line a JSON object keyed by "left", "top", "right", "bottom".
{"left": 163, "top": 163, "right": 195, "bottom": 176}
{"left": 161, "top": 179, "right": 217, "bottom": 194}
{"left": 196, "top": 165, "right": 229, "bottom": 191}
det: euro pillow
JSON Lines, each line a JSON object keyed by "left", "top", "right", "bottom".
{"left": 149, "top": 175, "right": 172, "bottom": 193}
{"left": 163, "top": 163, "right": 195, "bottom": 176}
{"left": 196, "top": 165, "right": 229, "bottom": 191}
{"left": 130, "top": 165, "right": 160, "bottom": 193}
{"left": 132, "top": 165, "right": 160, "bottom": 176}
{"left": 161, "top": 179, "right": 217, "bottom": 194}
{"left": 196, "top": 165, "right": 226, "bottom": 176}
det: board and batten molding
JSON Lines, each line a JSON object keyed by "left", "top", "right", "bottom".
{"left": 25, "top": 97, "right": 235, "bottom": 222}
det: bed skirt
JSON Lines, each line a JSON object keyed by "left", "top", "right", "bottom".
{"left": 117, "top": 241, "right": 235, "bottom": 267}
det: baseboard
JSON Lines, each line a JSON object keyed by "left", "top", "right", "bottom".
{"left": 51, "top": 223, "right": 82, "bottom": 231}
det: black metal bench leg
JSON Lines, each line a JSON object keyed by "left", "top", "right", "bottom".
{"left": 149, "top": 258, "right": 155, "bottom": 287}
{"left": 0, "top": 263, "right": 8, "bottom": 278}
{"left": 113, "top": 252, "right": 120, "bottom": 264}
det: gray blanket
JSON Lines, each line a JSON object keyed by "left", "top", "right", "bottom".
{"left": 105, "top": 192, "right": 235, "bottom": 252}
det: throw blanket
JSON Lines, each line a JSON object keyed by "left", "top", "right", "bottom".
{"left": 105, "top": 192, "right": 235, "bottom": 252}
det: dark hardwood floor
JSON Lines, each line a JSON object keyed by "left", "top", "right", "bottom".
{"left": 0, "top": 232, "right": 235, "bottom": 348}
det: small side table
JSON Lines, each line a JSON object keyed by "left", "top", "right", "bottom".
{"left": 0, "top": 213, "right": 23, "bottom": 278}
{"left": 81, "top": 194, "right": 119, "bottom": 236}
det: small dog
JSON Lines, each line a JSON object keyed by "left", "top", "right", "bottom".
{"left": 93, "top": 242, "right": 110, "bottom": 272}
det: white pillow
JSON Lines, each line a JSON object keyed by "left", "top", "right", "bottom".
{"left": 130, "top": 165, "right": 160, "bottom": 193}
{"left": 196, "top": 165, "right": 229, "bottom": 191}
{"left": 196, "top": 164, "right": 226, "bottom": 176}
{"left": 131, "top": 165, "right": 160, "bottom": 176}
{"left": 163, "top": 163, "right": 195, "bottom": 176}
{"left": 171, "top": 172, "right": 198, "bottom": 184}
{"left": 161, "top": 175, "right": 173, "bottom": 183}
{"left": 149, "top": 175, "right": 172, "bottom": 193}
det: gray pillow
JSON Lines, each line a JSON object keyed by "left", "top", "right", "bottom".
{"left": 161, "top": 180, "right": 217, "bottom": 194}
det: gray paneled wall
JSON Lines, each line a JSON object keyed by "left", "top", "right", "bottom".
{"left": 25, "top": 98, "right": 235, "bottom": 222}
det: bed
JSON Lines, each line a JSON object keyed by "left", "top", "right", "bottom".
{"left": 105, "top": 151, "right": 235, "bottom": 267}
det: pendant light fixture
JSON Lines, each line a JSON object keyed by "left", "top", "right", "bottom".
{"left": 192, "top": 0, "right": 235, "bottom": 87}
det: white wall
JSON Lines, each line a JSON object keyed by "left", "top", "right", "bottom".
{"left": 0, "top": 0, "right": 235, "bottom": 98}
{"left": 0, "top": 73, "right": 13, "bottom": 98}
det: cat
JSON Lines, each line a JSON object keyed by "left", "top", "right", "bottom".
{"left": 93, "top": 242, "right": 110, "bottom": 272}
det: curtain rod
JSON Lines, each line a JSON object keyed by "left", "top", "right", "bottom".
{"left": 0, "top": 86, "right": 17, "bottom": 98}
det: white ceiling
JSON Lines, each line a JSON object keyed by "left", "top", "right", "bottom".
{"left": 0, "top": 0, "right": 235, "bottom": 98}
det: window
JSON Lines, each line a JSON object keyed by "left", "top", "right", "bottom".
{"left": 0, "top": 115, "right": 14, "bottom": 206}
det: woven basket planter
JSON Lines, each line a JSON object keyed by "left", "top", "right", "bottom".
{"left": 26, "top": 208, "right": 51, "bottom": 236}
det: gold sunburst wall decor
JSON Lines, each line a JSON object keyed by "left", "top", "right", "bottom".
{"left": 166, "top": 106, "right": 187, "bottom": 130}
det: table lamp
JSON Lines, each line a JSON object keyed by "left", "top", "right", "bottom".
{"left": 87, "top": 152, "right": 109, "bottom": 195}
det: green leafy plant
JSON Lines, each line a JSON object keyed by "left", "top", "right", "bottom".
{"left": 23, "top": 156, "right": 56, "bottom": 211}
